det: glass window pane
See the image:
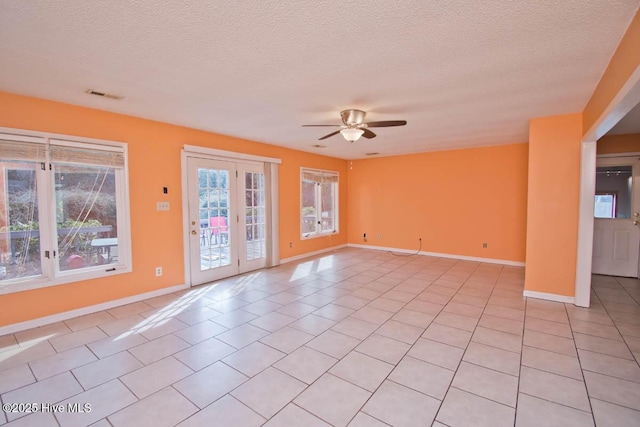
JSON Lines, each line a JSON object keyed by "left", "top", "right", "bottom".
{"left": 223, "top": 193, "right": 230, "bottom": 211}
{"left": 198, "top": 169, "right": 208, "bottom": 188}
{"left": 321, "top": 181, "right": 335, "bottom": 232}
{"left": 54, "top": 164, "right": 118, "bottom": 271}
{"left": 1, "top": 161, "right": 43, "bottom": 281}
{"left": 220, "top": 171, "right": 229, "bottom": 189}
{"left": 301, "top": 180, "right": 317, "bottom": 234}
{"left": 198, "top": 189, "right": 207, "bottom": 209}
{"left": 594, "top": 194, "right": 615, "bottom": 218}
{"left": 595, "top": 166, "right": 632, "bottom": 218}
{"left": 208, "top": 169, "right": 218, "bottom": 188}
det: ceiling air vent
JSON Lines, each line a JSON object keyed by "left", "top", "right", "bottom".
{"left": 85, "top": 89, "right": 123, "bottom": 100}
{"left": 311, "top": 144, "right": 326, "bottom": 148}
{"left": 365, "top": 152, "right": 380, "bottom": 156}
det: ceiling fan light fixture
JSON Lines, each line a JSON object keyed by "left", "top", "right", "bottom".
{"left": 340, "top": 128, "right": 364, "bottom": 142}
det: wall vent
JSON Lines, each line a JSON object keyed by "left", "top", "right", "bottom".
{"left": 85, "top": 89, "right": 123, "bottom": 100}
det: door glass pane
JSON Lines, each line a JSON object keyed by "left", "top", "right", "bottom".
{"left": 54, "top": 164, "right": 118, "bottom": 271}
{"left": 595, "top": 166, "right": 632, "bottom": 218}
{"left": 198, "top": 168, "right": 230, "bottom": 271}
{"left": 245, "top": 172, "right": 265, "bottom": 261}
{"left": 1, "top": 161, "right": 42, "bottom": 281}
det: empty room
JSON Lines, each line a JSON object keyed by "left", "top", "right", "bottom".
{"left": 0, "top": 1, "right": 639, "bottom": 426}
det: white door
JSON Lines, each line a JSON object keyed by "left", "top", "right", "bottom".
{"left": 186, "top": 157, "right": 266, "bottom": 285}
{"left": 237, "top": 163, "right": 267, "bottom": 274}
{"left": 592, "top": 157, "right": 640, "bottom": 277}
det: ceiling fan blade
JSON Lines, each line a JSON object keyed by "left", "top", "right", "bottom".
{"left": 319, "top": 130, "right": 341, "bottom": 140}
{"left": 302, "top": 124, "right": 341, "bottom": 127}
{"left": 365, "top": 120, "right": 407, "bottom": 128}
{"left": 362, "top": 128, "right": 376, "bottom": 139}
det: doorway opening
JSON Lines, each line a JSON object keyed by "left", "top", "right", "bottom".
{"left": 592, "top": 157, "right": 640, "bottom": 278}
{"left": 182, "top": 146, "right": 280, "bottom": 287}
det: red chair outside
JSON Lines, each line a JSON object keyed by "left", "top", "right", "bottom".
{"left": 209, "top": 216, "right": 229, "bottom": 245}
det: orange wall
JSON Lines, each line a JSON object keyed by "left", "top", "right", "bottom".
{"left": 0, "top": 91, "right": 348, "bottom": 326}
{"left": 347, "top": 144, "right": 529, "bottom": 262}
{"left": 525, "top": 113, "right": 582, "bottom": 296}
{"left": 583, "top": 9, "right": 640, "bottom": 135}
{"left": 597, "top": 133, "right": 640, "bottom": 154}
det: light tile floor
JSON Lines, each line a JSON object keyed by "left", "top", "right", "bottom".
{"left": 1, "top": 248, "right": 640, "bottom": 426}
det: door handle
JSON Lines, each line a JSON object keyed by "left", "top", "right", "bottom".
{"left": 191, "top": 230, "right": 197, "bottom": 235}
{"left": 634, "top": 213, "right": 639, "bottom": 217}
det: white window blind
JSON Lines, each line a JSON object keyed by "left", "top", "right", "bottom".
{"left": 0, "top": 139, "right": 47, "bottom": 162}
{"left": 302, "top": 170, "right": 339, "bottom": 183}
{"left": 50, "top": 145, "right": 125, "bottom": 168}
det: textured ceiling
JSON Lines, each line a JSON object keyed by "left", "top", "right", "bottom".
{"left": 1, "top": 1, "right": 638, "bottom": 159}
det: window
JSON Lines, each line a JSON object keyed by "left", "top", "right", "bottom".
{"left": 594, "top": 193, "right": 617, "bottom": 218}
{"left": 0, "top": 130, "right": 131, "bottom": 294}
{"left": 595, "top": 166, "right": 632, "bottom": 219}
{"left": 301, "top": 168, "right": 338, "bottom": 238}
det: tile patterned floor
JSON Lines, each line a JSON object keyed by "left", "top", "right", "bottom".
{"left": 1, "top": 248, "right": 640, "bottom": 426}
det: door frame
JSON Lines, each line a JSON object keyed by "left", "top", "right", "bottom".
{"left": 186, "top": 156, "right": 239, "bottom": 285}
{"left": 575, "top": 65, "right": 640, "bottom": 307}
{"left": 181, "top": 145, "right": 281, "bottom": 287}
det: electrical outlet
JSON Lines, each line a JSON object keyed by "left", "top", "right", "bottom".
{"left": 482, "top": 243, "right": 488, "bottom": 248}
{"left": 289, "top": 242, "right": 293, "bottom": 248}
{"left": 155, "top": 266, "right": 162, "bottom": 276}
{"left": 376, "top": 233, "right": 381, "bottom": 240}
{"left": 156, "top": 201, "right": 170, "bottom": 211}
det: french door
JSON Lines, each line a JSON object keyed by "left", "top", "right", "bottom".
{"left": 186, "top": 157, "right": 267, "bottom": 285}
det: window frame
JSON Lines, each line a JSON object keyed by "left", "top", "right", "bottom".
{"left": 0, "top": 127, "right": 132, "bottom": 295}
{"left": 300, "top": 167, "right": 339, "bottom": 239}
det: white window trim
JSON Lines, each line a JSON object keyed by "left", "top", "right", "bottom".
{"left": 183, "top": 144, "right": 282, "bottom": 164}
{"left": 300, "top": 167, "right": 339, "bottom": 240}
{"left": 0, "top": 127, "right": 132, "bottom": 296}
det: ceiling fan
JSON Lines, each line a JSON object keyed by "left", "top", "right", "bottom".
{"left": 302, "top": 109, "right": 407, "bottom": 142}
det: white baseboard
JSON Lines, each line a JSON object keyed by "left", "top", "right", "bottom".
{"left": 523, "top": 290, "right": 575, "bottom": 304}
{"left": 0, "top": 284, "right": 188, "bottom": 336}
{"left": 280, "top": 244, "right": 348, "bottom": 264}
{"left": 347, "top": 244, "right": 525, "bottom": 267}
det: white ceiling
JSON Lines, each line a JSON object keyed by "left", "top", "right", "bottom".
{"left": 1, "top": 1, "right": 638, "bottom": 159}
